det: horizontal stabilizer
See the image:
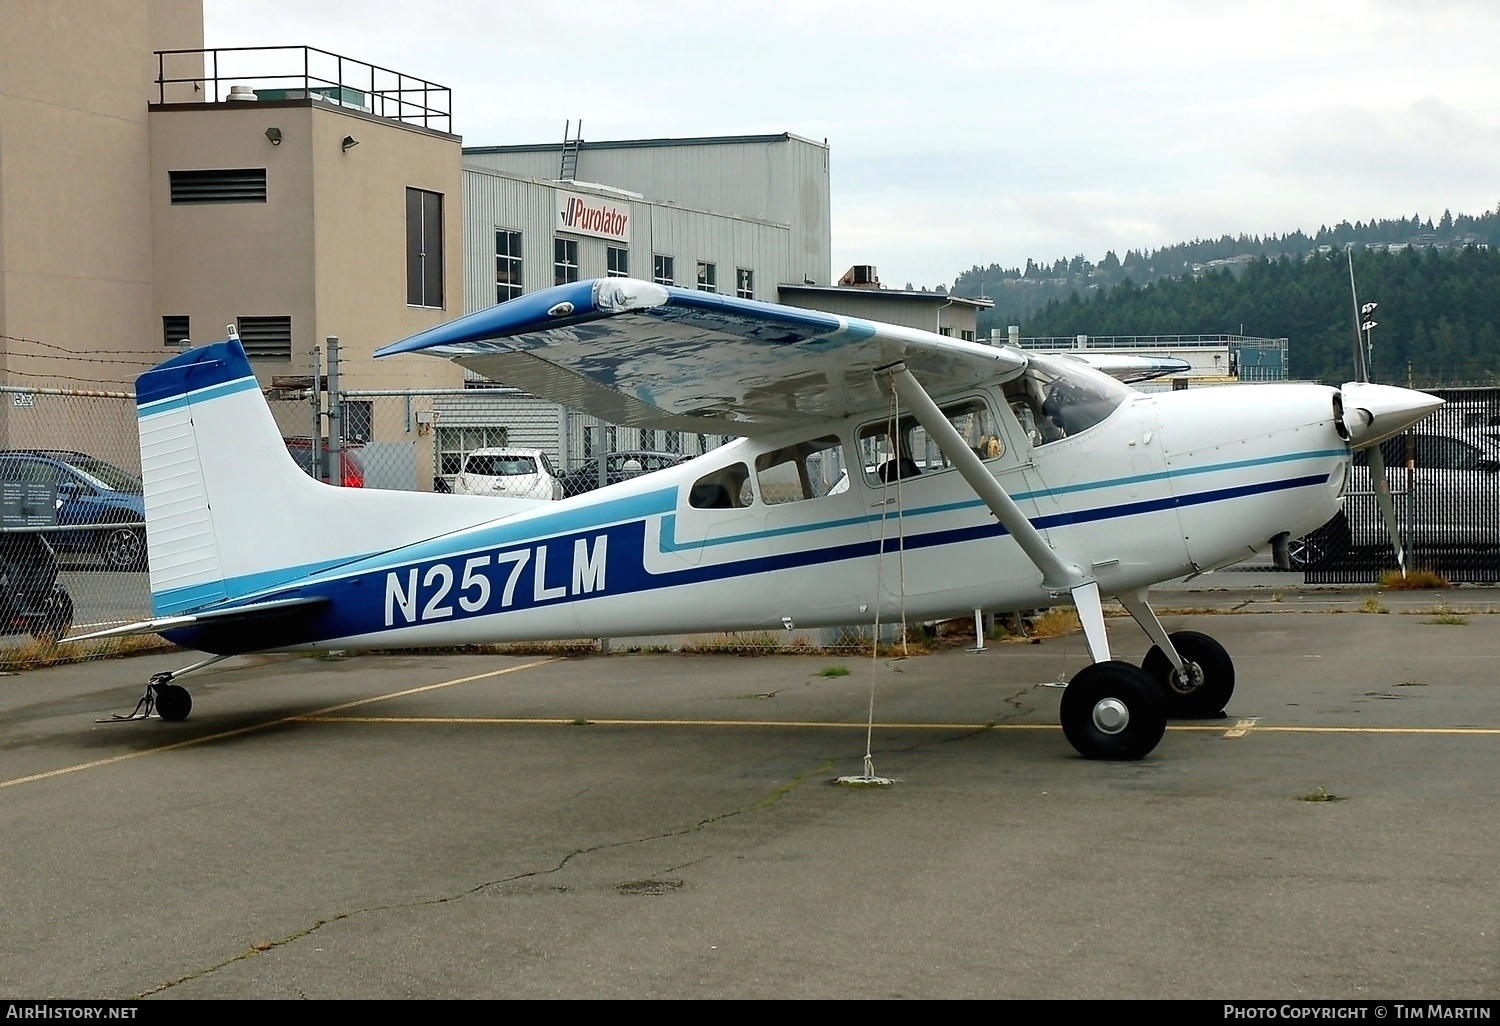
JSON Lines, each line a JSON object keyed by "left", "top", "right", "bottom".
{"left": 66, "top": 595, "right": 330, "bottom": 643}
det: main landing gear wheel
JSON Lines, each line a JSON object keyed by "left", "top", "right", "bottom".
{"left": 153, "top": 682, "right": 192, "bottom": 722}
{"left": 1141, "top": 630, "right": 1234, "bottom": 719}
{"left": 1060, "top": 660, "right": 1167, "bottom": 761}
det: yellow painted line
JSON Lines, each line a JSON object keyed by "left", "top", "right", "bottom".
{"left": 295, "top": 716, "right": 1051, "bottom": 729}
{"left": 0, "top": 658, "right": 559, "bottom": 790}
{"left": 294, "top": 715, "right": 1500, "bottom": 736}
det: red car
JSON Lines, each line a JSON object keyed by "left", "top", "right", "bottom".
{"left": 283, "top": 437, "right": 365, "bottom": 487}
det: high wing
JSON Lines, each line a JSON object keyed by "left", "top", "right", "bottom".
{"left": 376, "top": 279, "right": 1028, "bottom": 435}
{"left": 1058, "top": 352, "right": 1192, "bottom": 384}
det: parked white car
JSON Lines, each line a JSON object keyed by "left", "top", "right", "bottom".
{"left": 454, "top": 448, "right": 563, "bottom": 500}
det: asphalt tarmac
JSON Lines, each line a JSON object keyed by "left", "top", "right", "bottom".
{"left": 0, "top": 606, "right": 1496, "bottom": 999}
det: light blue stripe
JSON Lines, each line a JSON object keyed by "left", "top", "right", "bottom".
{"left": 137, "top": 375, "right": 260, "bottom": 417}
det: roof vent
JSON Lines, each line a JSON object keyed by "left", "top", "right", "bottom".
{"left": 839, "top": 265, "right": 880, "bottom": 288}
{"left": 227, "top": 85, "right": 259, "bottom": 102}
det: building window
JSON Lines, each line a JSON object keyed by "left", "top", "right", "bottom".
{"left": 162, "top": 315, "right": 190, "bottom": 347}
{"left": 343, "top": 400, "right": 373, "bottom": 443}
{"left": 961, "top": 329, "right": 975, "bottom": 342}
{"left": 939, "top": 327, "right": 952, "bottom": 337}
{"left": 554, "top": 237, "right": 579, "bottom": 285}
{"left": 406, "top": 188, "right": 444, "bottom": 308}
{"left": 736, "top": 268, "right": 754, "bottom": 299}
{"left": 437, "top": 425, "right": 509, "bottom": 478}
{"left": 236, "top": 316, "right": 292, "bottom": 359}
{"left": 653, "top": 255, "right": 674, "bottom": 285}
{"left": 496, "top": 229, "right": 523, "bottom": 303}
{"left": 607, "top": 246, "right": 629, "bottom": 277}
{"left": 169, "top": 168, "right": 266, "bottom": 204}
{"left": 696, "top": 261, "right": 717, "bottom": 293}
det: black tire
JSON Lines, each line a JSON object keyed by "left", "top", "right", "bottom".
{"left": 155, "top": 683, "right": 192, "bottom": 722}
{"left": 1142, "top": 630, "right": 1235, "bottom": 719}
{"left": 99, "top": 525, "right": 146, "bottom": 572}
{"left": 1288, "top": 514, "right": 1349, "bottom": 571}
{"left": 1060, "top": 660, "right": 1167, "bottom": 760}
{"left": 26, "top": 585, "right": 74, "bottom": 644}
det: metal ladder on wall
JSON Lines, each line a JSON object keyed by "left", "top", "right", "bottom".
{"left": 558, "top": 119, "right": 582, "bottom": 181}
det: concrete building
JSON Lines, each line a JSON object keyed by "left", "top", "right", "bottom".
{"left": 778, "top": 266, "right": 990, "bottom": 340}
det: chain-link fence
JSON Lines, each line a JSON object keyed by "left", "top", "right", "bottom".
{"left": 0, "top": 385, "right": 152, "bottom": 666}
{"left": 1301, "top": 386, "right": 1500, "bottom": 583}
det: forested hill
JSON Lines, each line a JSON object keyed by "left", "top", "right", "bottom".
{"left": 1017, "top": 246, "right": 1500, "bottom": 384}
{"left": 952, "top": 208, "right": 1500, "bottom": 335}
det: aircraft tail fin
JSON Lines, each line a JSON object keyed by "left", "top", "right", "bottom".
{"left": 135, "top": 340, "right": 515, "bottom": 617}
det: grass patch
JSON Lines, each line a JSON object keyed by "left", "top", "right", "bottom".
{"left": 1379, "top": 568, "right": 1450, "bottom": 590}
{"left": 1396, "top": 679, "right": 1426, "bottom": 687}
{"left": 679, "top": 631, "right": 782, "bottom": 654}
{"left": 818, "top": 664, "right": 851, "bottom": 678}
{"left": 2, "top": 633, "right": 177, "bottom": 672}
{"left": 1027, "top": 608, "right": 1082, "bottom": 639}
{"left": 1360, "top": 596, "right": 1390, "bottom": 614}
{"left": 1297, "top": 787, "right": 1347, "bottom": 803}
{"left": 1424, "top": 611, "right": 1469, "bottom": 626}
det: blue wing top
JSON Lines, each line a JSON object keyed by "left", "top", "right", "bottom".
{"left": 376, "top": 279, "right": 1027, "bottom": 436}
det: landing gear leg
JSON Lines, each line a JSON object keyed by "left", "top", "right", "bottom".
{"left": 1117, "top": 588, "right": 1235, "bottom": 719}
{"left": 99, "top": 654, "right": 228, "bottom": 723}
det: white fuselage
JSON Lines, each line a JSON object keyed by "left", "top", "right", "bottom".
{"left": 292, "top": 381, "right": 1347, "bottom": 651}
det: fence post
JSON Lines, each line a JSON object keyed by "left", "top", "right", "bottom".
{"left": 327, "top": 336, "right": 343, "bottom": 487}
{"left": 309, "top": 344, "right": 322, "bottom": 482}
{"left": 596, "top": 423, "right": 608, "bottom": 491}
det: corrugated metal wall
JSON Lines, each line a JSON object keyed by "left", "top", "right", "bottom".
{"left": 464, "top": 134, "right": 830, "bottom": 286}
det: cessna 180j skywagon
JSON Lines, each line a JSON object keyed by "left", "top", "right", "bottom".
{"left": 77, "top": 277, "right": 1442, "bottom": 760}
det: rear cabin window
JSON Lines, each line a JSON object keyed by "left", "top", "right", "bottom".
{"left": 688, "top": 463, "right": 754, "bottom": 509}
{"left": 1002, "top": 355, "right": 1131, "bottom": 447}
{"left": 466, "top": 454, "right": 538, "bottom": 477}
{"left": 754, "top": 436, "right": 848, "bottom": 505}
{"left": 857, "top": 398, "right": 1001, "bottom": 485}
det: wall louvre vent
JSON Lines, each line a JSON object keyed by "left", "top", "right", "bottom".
{"left": 236, "top": 316, "right": 292, "bottom": 359}
{"left": 162, "top": 315, "right": 190, "bottom": 347}
{"left": 170, "top": 168, "right": 267, "bottom": 204}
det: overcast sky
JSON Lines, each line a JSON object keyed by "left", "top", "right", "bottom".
{"left": 205, "top": 0, "right": 1500, "bottom": 287}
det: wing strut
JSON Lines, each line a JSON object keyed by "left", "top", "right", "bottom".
{"left": 885, "top": 364, "right": 1112, "bottom": 662}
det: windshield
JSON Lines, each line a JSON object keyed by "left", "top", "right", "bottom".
{"left": 1003, "top": 355, "right": 1133, "bottom": 445}
{"left": 67, "top": 456, "right": 143, "bottom": 493}
{"left": 466, "top": 454, "right": 538, "bottom": 477}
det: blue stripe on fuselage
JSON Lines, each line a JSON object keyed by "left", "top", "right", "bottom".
{"left": 165, "top": 469, "right": 1330, "bottom": 650}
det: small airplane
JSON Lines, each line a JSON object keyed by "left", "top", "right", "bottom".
{"left": 76, "top": 277, "right": 1442, "bottom": 760}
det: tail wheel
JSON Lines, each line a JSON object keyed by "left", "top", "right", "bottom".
{"left": 154, "top": 683, "right": 192, "bottom": 722}
{"left": 1142, "top": 630, "right": 1235, "bottom": 719}
{"left": 1060, "top": 660, "right": 1167, "bottom": 760}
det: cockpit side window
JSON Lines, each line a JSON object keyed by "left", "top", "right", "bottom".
{"left": 1002, "top": 354, "right": 1132, "bottom": 446}
{"left": 688, "top": 463, "right": 754, "bottom": 509}
{"left": 754, "top": 436, "right": 847, "bottom": 504}
{"left": 856, "top": 397, "right": 1002, "bottom": 485}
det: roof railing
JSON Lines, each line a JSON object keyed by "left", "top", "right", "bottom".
{"left": 153, "top": 45, "right": 451, "bottom": 134}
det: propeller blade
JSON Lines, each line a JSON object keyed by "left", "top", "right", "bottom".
{"left": 1366, "top": 445, "right": 1407, "bottom": 577}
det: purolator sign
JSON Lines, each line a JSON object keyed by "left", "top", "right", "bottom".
{"left": 555, "top": 190, "right": 631, "bottom": 244}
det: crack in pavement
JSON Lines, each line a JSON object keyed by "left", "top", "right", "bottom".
{"left": 137, "top": 755, "right": 836, "bottom": 998}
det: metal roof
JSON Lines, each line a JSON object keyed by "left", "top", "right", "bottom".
{"left": 464, "top": 132, "right": 825, "bottom": 155}
{"left": 776, "top": 284, "right": 994, "bottom": 309}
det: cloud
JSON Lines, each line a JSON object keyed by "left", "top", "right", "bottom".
{"left": 205, "top": 0, "right": 1500, "bottom": 285}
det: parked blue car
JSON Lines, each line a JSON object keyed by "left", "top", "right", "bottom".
{"left": 0, "top": 450, "right": 146, "bottom": 570}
